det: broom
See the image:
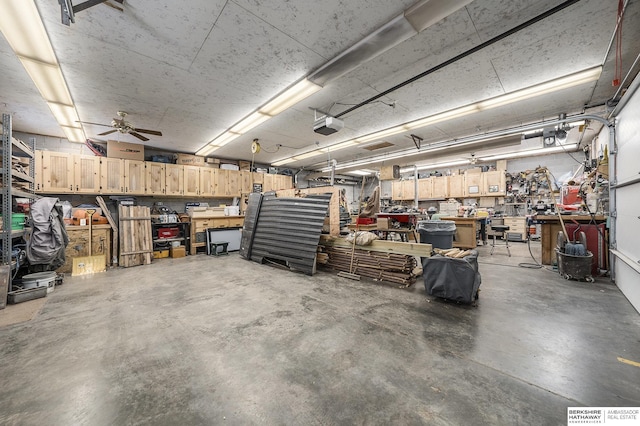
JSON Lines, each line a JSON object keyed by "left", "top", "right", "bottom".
{"left": 337, "top": 177, "right": 366, "bottom": 281}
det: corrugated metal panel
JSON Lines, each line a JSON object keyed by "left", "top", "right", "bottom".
{"left": 239, "top": 192, "right": 263, "bottom": 259}
{"left": 242, "top": 193, "right": 332, "bottom": 275}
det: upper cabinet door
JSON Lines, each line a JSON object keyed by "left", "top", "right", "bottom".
{"left": 146, "top": 162, "right": 166, "bottom": 195}
{"left": 100, "top": 157, "right": 124, "bottom": 194}
{"left": 226, "top": 169, "right": 240, "bottom": 196}
{"left": 463, "top": 172, "right": 482, "bottom": 197}
{"left": 124, "top": 160, "right": 146, "bottom": 195}
{"left": 239, "top": 171, "right": 252, "bottom": 194}
{"left": 448, "top": 175, "right": 465, "bottom": 198}
{"left": 482, "top": 170, "right": 506, "bottom": 196}
{"left": 183, "top": 165, "right": 200, "bottom": 196}
{"left": 74, "top": 155, "right": 101, "bottom": 193}
{"left": 417, "top": 178, "right": 433, "bottom": 200}
{"left": 40, "top": 151, "right": 73, "bottom": 193}
{"left": 199, "top": 167, "right": 214, "bottom": 197}
{"left": 165, "top": 164, "right": 184, "bottom": 195}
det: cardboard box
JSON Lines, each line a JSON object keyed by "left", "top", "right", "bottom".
{"left": 153, "top": 250, "right": 169, "bottom": 259}
{"left": 380, "top": 165, "right": 399, "bottom": 180}
{"left": 377, "top": 217, "right": 390, "bottom": 230}
{"left": 107, "top": 140, "right": 144, "bottom": 161}
{"left": 176, "top": 154, "right": 205, "bottom": 166}
{"left": 170, "top": 246, "right": 186, "bottom": 258}
{"left": 239, "top": 160, "right": 251, "bottom": 171}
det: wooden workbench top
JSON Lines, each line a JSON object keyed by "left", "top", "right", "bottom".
{"left": 536, "top": 215, "right": 607, "bottom": 221}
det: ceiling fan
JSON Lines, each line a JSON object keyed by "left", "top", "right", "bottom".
{"left": 78, "top": 111, "right": 162, "bottom": 142}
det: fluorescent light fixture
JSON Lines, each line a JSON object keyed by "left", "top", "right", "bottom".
{"left": 355, "top": 126, "right": 406, "bottom": 143}
{"left": 273, "top": 66, "right": 601, "bottom": 168}
{"left": 47, "top": 102, "right": 80, "bottom": 127}
{"left": 271, "top": 158, "right": 292, "bottom": 167}
{"left": 0, "top": 0, "right": 86, "bottom": 143}
{"left": 400, "top": 159, "right": 470, "bottom": 174}
{"left": 348, "top": 169, "right": 376, "bottom": 176}
{"left": 229, "top": 111, "right": 270, "bottom": 134}
{"left": 21, "top": 59, "right": 74, "bottom": 105}
{"left": 292, "top": 150, "right": 324, "bottom": 161}
{"left": 404, "top": 105, "right": 479, "bottom": 129}
{"left": 478, "top": 143, "right": 578, "bottom": 161}
{"left": 405, "top": 0, "right": 475, "bottom": 32}
{"left": 195, "top": 131, "right": 241, "bottom": 156}
{"left": 328, "top": 140, "right": 359, "bottom": 150}
{"left": 0, "top": 0, "right": 57, "bottom": 64}
{"left": 60, "top": 125, "right": 85, "bottom": 143}
{"left": 259, "top": 79, "right": 321, "bottom": 116}
{"left": 478, "top": 67, "right": 602, "bottom": 110}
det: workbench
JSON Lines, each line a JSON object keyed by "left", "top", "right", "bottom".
{"left": 538, "top": 214, "right": 608, "bottom": 265}
{"left": 441, "top": 217, "right": 487, "bottom": 249}
{"left": 189, "top": 215, "right": 244, "bottom": 255}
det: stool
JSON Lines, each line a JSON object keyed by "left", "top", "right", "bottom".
{"left": 208, "top": 241, "right": 229, "bottom": 256}
{"left": 490, "top": 225, "right": 511, "bottom": 257}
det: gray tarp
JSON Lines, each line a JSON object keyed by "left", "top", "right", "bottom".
{"left": 26, "top": 197, "right": 69, "bottom": 270}
{"left": 422, "top": 250, "right": 481, "bottom": 304}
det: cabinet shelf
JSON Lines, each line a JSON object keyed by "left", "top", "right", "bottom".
{"left": 152, "top": 237, "right": 186, "bottom": 243}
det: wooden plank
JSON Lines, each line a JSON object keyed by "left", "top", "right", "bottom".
{"left": 320, "top": 235, "right": 431, "bottom": 257}
{"left": 96, "top": 196, "right": 118, "bottom": 266}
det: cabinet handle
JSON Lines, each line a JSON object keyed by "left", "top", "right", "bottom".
{"left": 76, "top": 185, "right": 79, "bottom": 191}
{"left": 70, "top": 185, "right": 73, "bottom": 190}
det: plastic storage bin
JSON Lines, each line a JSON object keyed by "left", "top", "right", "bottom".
{"left": 417, "top": 220, "right": 456, "bottom": 249}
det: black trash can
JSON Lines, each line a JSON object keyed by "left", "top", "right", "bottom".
{"left": 417, "top": 220, "right": 456, "bottom": 249}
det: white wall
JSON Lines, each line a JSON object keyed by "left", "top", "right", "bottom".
{"left": 611, "top": 76, "right": 640, "bottom": 314}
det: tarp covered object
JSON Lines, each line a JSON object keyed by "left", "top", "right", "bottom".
{"left": 26, "top": 197, "right": 69, "bottom": 270}
{"left": 422, "top": 250, "right": 481, "bottom": 304}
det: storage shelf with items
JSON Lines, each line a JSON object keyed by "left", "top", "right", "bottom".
{"left": 1, "top": 114, "right": 38, "bottom": 306}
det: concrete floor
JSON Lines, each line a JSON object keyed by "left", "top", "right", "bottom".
{"left": 0, "top": 241, "right": 639, "bottom": 425}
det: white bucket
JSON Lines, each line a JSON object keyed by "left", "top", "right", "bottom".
{"left": 21, "top": 271, "right": 57, "bottom": 294}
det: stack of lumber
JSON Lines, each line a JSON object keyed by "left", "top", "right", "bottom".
{"left": 433, "top": 248, "right": 473, "bottom": 258}
{"left": 118, "top": 205, "right": 153, "bottom": 267}
{"left": 318, "top": 235, "right": 431, "bottom": 286}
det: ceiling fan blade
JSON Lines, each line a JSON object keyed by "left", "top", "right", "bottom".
{"left": 129, "top": 131, "right": 149, "bottom": 142}
{"left": 77, "top": 121, "right": 113, "bottom": 127}
{"left": 98, "top": 129, "right": 118, "bottom": 136}
{"left": 133, "top": 128, "right": 162, "bottom": 136}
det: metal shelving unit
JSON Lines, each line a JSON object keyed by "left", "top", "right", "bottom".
{"left": 1, "top": 113, "right": 36, "bottom": 291}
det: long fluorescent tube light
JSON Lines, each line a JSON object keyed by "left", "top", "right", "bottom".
{"left": 271, "top": 158, "right": 292, "bottom": 167}
{"left": 400, "top": 159, "right": 470, "bottom": 174}
{"left": 21, "top": 59, "right": 74, "bottom": 105}
{"left": 259, "top": 79, "right": 321, "bottom": 116}
{"left": 291, "top": 150, "right": 324, "bottom": 161}
{"left": 273, "top": 66, "right": 601, "bottom": 167}
{"left": 0, "top": 0, "right": 86, "bottom": 143}
{"left": 229, "top": 111, "right": 270, "bottom": 134}
{"left": 478, "top": 68, "right": 602, "bottom": 110}
{"left": 348, "top": 169, "right": 376, "bottom": 176}
{"left": 197, "top": 78, "right": 321, "bottom": 155}
{"left": 478, "top": 144, "right": 578, "bottom": 161}
{"left": 0, "top": 0, "right": 57, "bottom": 64}
{"left": 47, "top": 102, "right": 80, "bottom": 127}
{"left": 60, "top": 125, "right": 85, "bottom": 143}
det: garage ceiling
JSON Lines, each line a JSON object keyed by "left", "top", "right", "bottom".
{"left": 1, "top": 0, "right": 639, "bottom": 172}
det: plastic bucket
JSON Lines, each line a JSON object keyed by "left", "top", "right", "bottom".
{"left": 417, "top": 220, "right": 456, "bottom": 249}
{"left": 21, "top": 271, "right": 57, "bottom": 294}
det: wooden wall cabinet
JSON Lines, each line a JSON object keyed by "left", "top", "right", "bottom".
{"left": 124, "top": 160, "right": 146, "bottom": 195}
{"left": 146, "top": 162, "right": 166, "bottom": 195}
{"left": 40, "top": 151, "right": 73, "bottom": 193}
{"left": 74, "top": 155, "right": 101, "bottom": 193}
{"left": 226, "top": 169, "right": 240, "bottom": 196}
{"left": 431, "top": 176, "right": 448, "bottom": 199}
{"left": 463, "top": 172, "right": 482, "bottom": 197}
{"left": 448, "top": 175, "right": 465, "bottom": 198}
{"left": 417, "top": 178, "right": 433, "bottom": 199}
{"left": 165, "top": 164, "right": 184, "bottom": 195}
{"left": 240, "top": 171, "right": 252, "bottom": 194}
{"left": 183, "top": 165, "right": 200, "bottom": 196}
{"left": 100, "top": 157, "right": 124, "bottom": 194}
{"left": 482, "top": 170, "right": 506, "bottom": 196}
{"left": 199, "top": 167, "right": 214, "bottom": 196}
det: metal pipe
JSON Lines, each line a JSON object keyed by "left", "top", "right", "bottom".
{"left": 414, "top": 165, "right": 419, "bottom": 210}
{"left": 330, "top": 159, "right": 337, "bottom": 186}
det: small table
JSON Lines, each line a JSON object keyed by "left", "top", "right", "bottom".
{"left": 441, "top": 217, "right": 488, "bottom": 249}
